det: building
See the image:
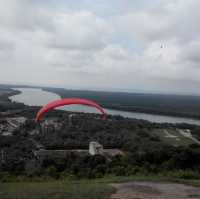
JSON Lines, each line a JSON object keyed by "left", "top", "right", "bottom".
{"left": 89, "top": 141, "right": 104, "bottom": 155}
{"left": 34, "top": 141, "right": 124, "bottom": 163}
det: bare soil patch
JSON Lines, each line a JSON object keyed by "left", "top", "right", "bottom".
{"left": 110, "top": 182, "right": 200, "bottom": 199}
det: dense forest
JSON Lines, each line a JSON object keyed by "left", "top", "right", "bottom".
{"left": 44, "top": 87, "right": 200, "bottom": 119}
{"left": 1, "top": 110, "right": 200, "bottom": 180}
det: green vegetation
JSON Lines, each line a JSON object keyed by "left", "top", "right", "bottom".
{"left": 0, "top": 88, "right": 25, "bottom": 111}
{"left": 1, "top": 85, "right": 200, "bottom": 196}
{"left": 44, "top": 87, "right": 200, "bottom": 119}
{"left": 0, "top": 180, "right": 114, "bottom": 199}
{"left": 191, "top": 127, "right": 200, "bottom": 140}
{"left": 1, "top": 175, "right": 200, "bottom": 199}
{"left": 1, "top": 112, "right": 200, "bottom": 180}
{"left": 152, "top": 129, "right": 194, "bottom": 146}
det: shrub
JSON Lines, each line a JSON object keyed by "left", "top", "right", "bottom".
{"left": 45, "top": 166, "right": 59, "bottom": 179}
{"left": 166, "top": 170, "right": 200, "bottom": 180}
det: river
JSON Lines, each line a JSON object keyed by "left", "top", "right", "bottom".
{"left": 9, "top": 88, "right": 200, "bottom": 125}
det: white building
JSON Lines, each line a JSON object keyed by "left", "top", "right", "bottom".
{"left": 89, "top": 141, "right": 103, "bottom": 155}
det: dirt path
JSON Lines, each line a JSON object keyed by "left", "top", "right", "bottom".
{"left": 110, "top": 182, "right": 200, "bottom": 199}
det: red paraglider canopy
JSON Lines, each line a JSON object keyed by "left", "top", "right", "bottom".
{"left": 35, "top": 98, "right": 107, "bottom": 122}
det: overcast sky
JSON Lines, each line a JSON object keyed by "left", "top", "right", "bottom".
{"left": 0, "top": 0, "right": 200, "bottom": 94}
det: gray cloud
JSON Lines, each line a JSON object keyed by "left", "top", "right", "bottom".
{"left": 0, "top": 40, "right": 14, "bottom": 51}
{"left": 180, "top": 41, "right": 200, "bottom": 65}
{"left": 45, "top": 11, "right": 110, "bottom": 51}
{"left": 0, "top": 0, "right": 200, "bottom": 94}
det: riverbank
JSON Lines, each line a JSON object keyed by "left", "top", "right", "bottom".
{"left": 44, "top": 87, "right": 200, "bottom": 120}
{"left": 2, "top": 83, "right": 200, "bottom": 120}
{"left": 2, "top": 84, "right": 200, "bottom": 123}
{"left": 8, "top": 87, "right": 200, "bottom": 125}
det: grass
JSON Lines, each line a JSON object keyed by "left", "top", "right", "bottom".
{"left": 0, "top": 175, "right": 200, "bottom": 199}
{"left": 152, "top": 129, "right": 194, "bottom": 146}
{"left": 93, "top": 175, "right": 200, "bottom": 185}
{"left": 0, "top": 180, "right": 114, "bottom": 199}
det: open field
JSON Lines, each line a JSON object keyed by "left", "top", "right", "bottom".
{"left": 152, "top": 129, "right": 198, "bottom": 146}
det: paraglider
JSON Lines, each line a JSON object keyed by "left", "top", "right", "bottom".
{"left": 35, "top": 98, "right": 107, "bottom": 122}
